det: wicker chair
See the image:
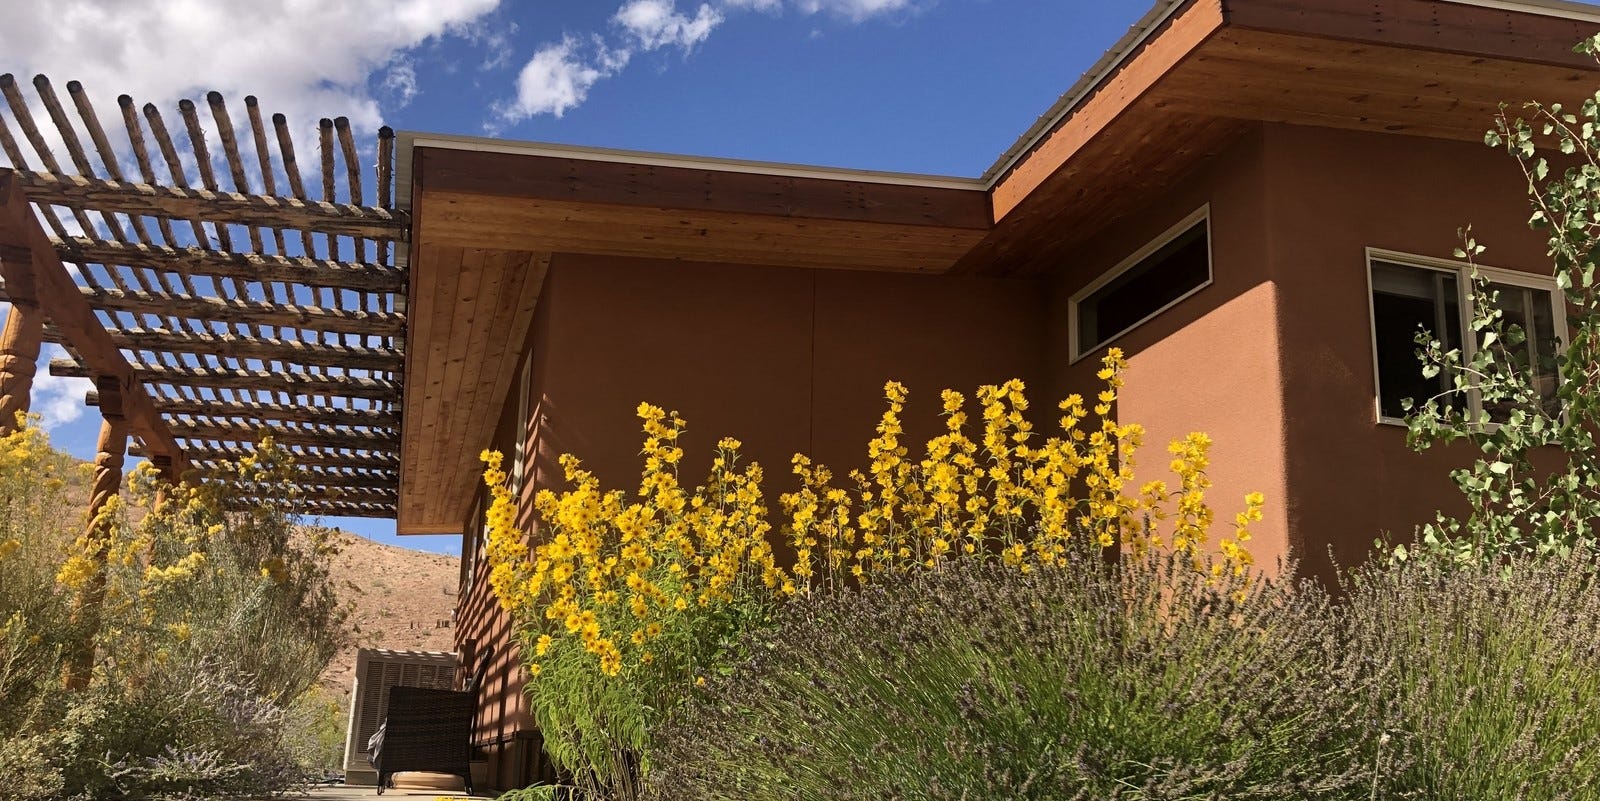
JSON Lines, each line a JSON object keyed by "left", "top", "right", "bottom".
{"left": 368, "top": 655, "right": 491, "bottom": 795}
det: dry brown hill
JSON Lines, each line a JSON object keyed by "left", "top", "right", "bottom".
{"left": 316, "top": 529, "right": 461, "bottom": 699}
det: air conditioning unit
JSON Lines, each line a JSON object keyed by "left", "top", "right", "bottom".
{"left": 343, "top": 648, "right": 460, "bottom": 783}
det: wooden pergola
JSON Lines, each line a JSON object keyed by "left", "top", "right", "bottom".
{"left": 0, "top": 73, "right": 408, "bottom": 523}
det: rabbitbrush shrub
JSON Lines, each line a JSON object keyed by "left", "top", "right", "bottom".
{"left": 0, "top": 423, "right": 348, "bottom": 800}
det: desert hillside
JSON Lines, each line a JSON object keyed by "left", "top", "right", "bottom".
{"left": 317, "top": 529, "right": 462, "bottom": 699}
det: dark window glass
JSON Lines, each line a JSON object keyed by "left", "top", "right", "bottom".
{"left": 1371, "top": 262, "right": 1461, "bottom": 419}
{"left": 1076, "top": 221, "right": 1210, "bottom": 355}
{"left": 1482, "top": 281, "right": 1562, "bottom": 421}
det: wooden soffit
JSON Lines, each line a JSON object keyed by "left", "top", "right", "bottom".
{"left": 396, "top": 146, "right": 993, "bottom": 534}
{"left": 411, "top": 147, "right": 991, "bottom": 273}
{"left": 962, "top": 0, "right": 1600, "bottom": 276}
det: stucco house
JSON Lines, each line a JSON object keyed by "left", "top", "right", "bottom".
{"left": 383, "top": 0, "right": 1600, "bottom": 786}
{"left": 1, "top": 0, "right": 1593, "bottom": 791}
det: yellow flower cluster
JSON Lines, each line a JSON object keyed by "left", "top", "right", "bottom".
{"left": 782, "top": 349, "right": 1257, "bottom": 591}
{"left": 481, "top": 349, "right": 1263, "bottom": 680}
{"left": 480, "top": 404, "right": 780, "bottom": 678}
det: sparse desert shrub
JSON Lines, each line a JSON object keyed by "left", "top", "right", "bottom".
{"left": 647, "top": 554, "right": 1364, "bottom": 801}
{"left": 0, "top": 424, "right": 348, "bottom": 799}
{"left": 1347, "top": 550, "right": 1600, "bottom": 798}
{"left": 282, "top": 686, "right": 349, "bottom": 780}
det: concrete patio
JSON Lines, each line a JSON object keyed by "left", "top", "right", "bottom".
{"left": 292, "top": 787, "right": 481, "bottom": 801}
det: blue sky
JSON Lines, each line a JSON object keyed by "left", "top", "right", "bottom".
{"left": 2, "top": 0, "right": 1159, "bottom": 555}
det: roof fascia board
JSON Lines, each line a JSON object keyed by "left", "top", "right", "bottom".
{"left": 987, "top": 0, "right": 1224, "bottom": 221}
{"left": 394, "top": 131, "right": 983, "bottom": 208}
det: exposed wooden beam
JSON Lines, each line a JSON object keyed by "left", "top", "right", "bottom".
{"left": 97, "top": 395, "right": 401, "bottom": 428}
{"left": 0, "top": 251, "right": 42, "bottom": 429}
{"left": 0, "top": 169, "right": 186, "bottom": 467}
{"left": 1226, "top": 0, "right": 1599, "bottom": 71}
{"left": 135, "top": 442, "right": 398, "bottom": 470}
{"left": 166, "top": 417, "right": 397, "bottom": 449}
{"left": 214, "top": 484, "right": 397, "bottom": 504}
{"left": 10, "top": 169, "right": 408, "bottom": 239}
{"left": 54, "top": 326, "right": 403, "bottom": 373}
{"left": 51, "top": 359, "right": 400, "bottom": 400}
{"left": 55, "top": 238, "right": 406, "bottom": 292}
{"left": 80, "top": 287, "right": 405, "bottom": 336}
{"left": 220, "top": 497, "right": 397, "bottom": 518}
{"left": 189, "top": 466, "right": 397, "bottom": 490}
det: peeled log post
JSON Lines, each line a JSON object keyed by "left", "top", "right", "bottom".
{"left": 145, "top": 453, "right": 175, "bottom": 565}
{"left": 0, "top": 244, "right": 43, "bottom": 432}
{"left": 63, "top": 378, "right": 127, "bottom": 691}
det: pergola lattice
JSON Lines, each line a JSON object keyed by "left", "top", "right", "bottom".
{"left": 0, "top": 73, "right": 408, "bottom": 519}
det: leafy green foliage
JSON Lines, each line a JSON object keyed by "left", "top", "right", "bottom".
{"left": 1402, "top": 35, "right": 1600, "bottom": 560}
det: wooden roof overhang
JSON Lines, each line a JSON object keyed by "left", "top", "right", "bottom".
{"left": 0, "top": 75, "right": 408, "bottom": 518}
{"left": 397, "top": 139, "right": 992, "bottom": 534}
{"left": 960, "top": 0, "right": 1600, "bottom": 276}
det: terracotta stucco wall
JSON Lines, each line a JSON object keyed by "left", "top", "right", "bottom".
{"left": 519, "top": 255, "right": 1047, "bottom": 494}
{"left": 1261, "top": 123, "right": 1554, "bottom": 580}
{"left": 456, "top": 254, "right": 1046, "bottom": 783}
{"left": 1045, "top": 129, "right": 1296, "bottom": 573}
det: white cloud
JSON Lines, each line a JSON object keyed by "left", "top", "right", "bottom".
{"left": 464, "top": 20, "right": 521, "bottom": 71}
{"left": 383, "top": 59, "right": 421, "bottom": 108}
{"left": 721, "top": 0, "right": 784, "bottom": 10}
{"left": 616, "top": 1, "right": 723, "bottom": 52}
{"left": 795, "top": 0, "right": 917, "bottom": 21}
{"left": 491, "top": 0, "right": 922, "bottom": 127}
{"left": 498, "top": 37, "right": 612, "bottom": 123}
{"left": 32, "top": 344, "right": 91, "bottom": 432}
{"left": 0, "top": 0, "right": 500, "bottom": 176}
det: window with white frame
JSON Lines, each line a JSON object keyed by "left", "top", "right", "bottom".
{"left": 1366, "top": 250, "right": 1564, "bottom": 423}
{"left": 1071, "top": 206, "right": 1212, "bottom": 361}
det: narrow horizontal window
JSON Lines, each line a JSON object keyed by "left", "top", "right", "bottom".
{"left": 1073, "top": 209, "right": 1211, "bottom": 360}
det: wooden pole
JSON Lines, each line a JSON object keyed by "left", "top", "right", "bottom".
{"left": 0, "top": 244, "right": 42, "bottom": 433}
{"left": 63, "top": 377, "right": 127, "bottom": 691}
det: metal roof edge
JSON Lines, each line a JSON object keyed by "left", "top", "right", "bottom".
{"left": 1440, "top": 0, "right": 1600, "bottom": 24}
{"left": 977, "top": 0, "right": 1190, "bottom": 188}
{"left": 393, "top": 130, "right": 985, "bottom": 203}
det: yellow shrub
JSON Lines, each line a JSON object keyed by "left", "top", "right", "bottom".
{"left": 481, "top": 349, "right": 1262, "bottom": 679}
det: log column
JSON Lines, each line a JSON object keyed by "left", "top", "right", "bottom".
{"left": 63, "top": 376, "right": 127, "bottom": 691}
{"left": 148, "top": 452, "right": 175, "bottom": 516}
{"left": 0, "top": 244, "right": 42, "bottom": 433}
